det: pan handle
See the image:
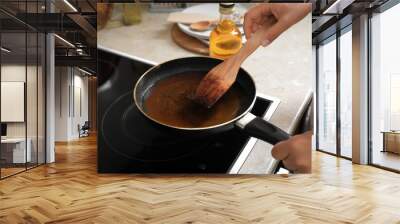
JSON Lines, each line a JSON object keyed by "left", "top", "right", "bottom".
{"left": 236, "top": 113, "right": 291, "bottom": 174}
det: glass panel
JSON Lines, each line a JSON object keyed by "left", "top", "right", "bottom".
{"left": 26, "top": 31, "right": 38, "bottom": 169}
{"left": 0, "top": 1, "right": 46, "bottom": 178}
{"left": 1, "top": 30, "right": 27, "bottom": 177}
{"left": 317, "top": 37, "right": 337, "bottom": 154}
{"left": 26, "top": 0, "right": 39, "bottom": 169}
{"left": 339, "top": 29, "right": 352, "bottom": 158}
{"left": 38, "top": 32, "right": 45, "bottom": 165}
{"left": 312, "top": 45, "right": 317, "bottom": 151}
{"left": 371, "top": 3, "right": 400, "bottom": 171}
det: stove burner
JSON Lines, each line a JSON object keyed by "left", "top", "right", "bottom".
{"left": 101, "top": 90, "right": 210, "bottom": 162}
{"left": 97, "top": 48, "right": 275, "bottom": 173}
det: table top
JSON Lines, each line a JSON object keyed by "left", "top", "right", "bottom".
{"left": 381, "top": 131, "right": 400, "bottom": 134}
{"left": 1, "top": 138, "right": 30, "bottom": 143}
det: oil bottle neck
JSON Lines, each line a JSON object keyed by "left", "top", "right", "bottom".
{"left": 219, "top": 13, "right": 235, "bottom": 23}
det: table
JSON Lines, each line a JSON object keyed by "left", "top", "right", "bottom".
{"left": 381, "top": 131, "right": 400, "bottom": 154}
{"left": 1, "top": 138, "right": 32, "bottom": 164}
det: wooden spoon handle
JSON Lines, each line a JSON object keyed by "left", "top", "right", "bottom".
{"left": 235, "top": 29, "right": 268, "bottom": 64}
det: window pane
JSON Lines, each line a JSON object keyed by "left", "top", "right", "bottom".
{"left": 318, "top": 37, "right": 337, "bottom": 154}
{"left": 340, "top": 29, "right": 352, "bottom": 158}
{"left": 371, "top": 3, "right": 400, "bottom": 171}
{"left": 1, "top": 30, "right": 28, "bottom": 177}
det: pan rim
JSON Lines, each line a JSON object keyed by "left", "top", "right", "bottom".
{"left": 133, "top": 56, "right": 257, "bottom": 131}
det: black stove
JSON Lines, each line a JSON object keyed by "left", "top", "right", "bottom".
{"left": 97, "top": 48, "right": 279, "bottom": 173}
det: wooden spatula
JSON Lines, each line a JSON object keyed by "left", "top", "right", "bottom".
{"left": 193, "top": 29, "right": 269, "bottom": 108}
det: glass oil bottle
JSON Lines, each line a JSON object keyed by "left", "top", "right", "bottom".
{"left": 209, "top": 3, "right": 242, "bottom": 59}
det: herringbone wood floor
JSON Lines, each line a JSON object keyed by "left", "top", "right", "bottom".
{"left": 1, "top": 135, "right": 400, "bottom": 224}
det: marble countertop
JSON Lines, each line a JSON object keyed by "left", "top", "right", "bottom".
{"left": 97, "top": 4, "right": 312, "bottom": 174}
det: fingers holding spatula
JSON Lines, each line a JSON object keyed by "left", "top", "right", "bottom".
{"left": 193, "top": 22, "right": 281, "bottom": 108}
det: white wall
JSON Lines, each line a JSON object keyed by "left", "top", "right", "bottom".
{"left": 54, "top": 67, "right": 89, "bottom": 141}
{"left": 55, "top": 66, "right": 69, "bottom": 141}
{"left": 1, "top": 65, "right": 26, "bottom": 132}
{"left": 1, "top": 65, "right": 26, "bottom": 139}
{"left": 1, "top": 65, "right": 36, "bottom": 138}
{"left": 72, "top": 73, "right": 89, "bottom": 138}
{"left": 1, "top": 82, "right": 25, "bottom": 122}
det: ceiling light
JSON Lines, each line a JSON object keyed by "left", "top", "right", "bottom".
{"left": 76, "top": 48, "right": 86, "bottom": 55}
{"left": 54, "top": 34, "right": 75, "bottom": 48}
{"left": 323, "top": 0, "right": 355, "bottom": 15}
{"left": 1, "top": 47, "right": 11, "bottom": 53}
{"left": 63, "top": 0, "right": 78, "bottom": 12}
{"left": 78, "top": 67, "right": 93, "bottom": 76}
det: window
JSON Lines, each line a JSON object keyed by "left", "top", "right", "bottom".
{"left": 317, "top": 36, "right": 337, "bottom": 154}
{"left": 339, "top": 28, "right": 352, "bottom": 158}
{"left": 370, "top": 2, "right": 400, "bottom": 171}
{"left": 0, "top": 1, "right": 47, "bottom": 179}
{"left": 316, "top": 25, "right": 353, "bottom": 159}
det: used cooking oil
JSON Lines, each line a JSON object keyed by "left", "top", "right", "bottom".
{"left": 209, "top": 3, "right": 242, "bottom": 59}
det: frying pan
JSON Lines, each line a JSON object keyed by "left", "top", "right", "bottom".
{"left": 133, "top": 57, "right": 290, "bottom": 173}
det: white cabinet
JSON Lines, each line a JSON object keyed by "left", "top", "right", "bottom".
{"left": 1, "top": 138, "right": 32, "bottom": 163}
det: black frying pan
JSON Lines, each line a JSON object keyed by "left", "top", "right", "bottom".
{"left": 133, "top": 57, "right": 290, "bottom": 172}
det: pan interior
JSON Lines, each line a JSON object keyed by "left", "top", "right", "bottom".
{"left": 134, "top": 57, "right": 256, "bottom": 129}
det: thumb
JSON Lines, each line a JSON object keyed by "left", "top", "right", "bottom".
{"left": 271, "top": 140, "right": 290, "bottom": 160}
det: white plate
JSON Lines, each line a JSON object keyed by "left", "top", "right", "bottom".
{"left": 177, "top": 3, "right": 246, "bottom": 40}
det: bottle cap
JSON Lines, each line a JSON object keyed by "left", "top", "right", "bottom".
{"left": 219, "top": 3, "right": 235, "bottom": 14}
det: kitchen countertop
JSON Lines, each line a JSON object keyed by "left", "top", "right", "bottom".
{"left": 97, "top": 4, "right": 312, "bottom": 174}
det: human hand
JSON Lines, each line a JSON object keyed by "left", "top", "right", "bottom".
{"left": 271, "top": 131, "right": 312, "bottom": 173}
{"left": 244, "top": 3, "right": 311, "bottom": 46}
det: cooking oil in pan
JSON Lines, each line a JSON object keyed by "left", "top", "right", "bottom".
{"left": 144, "top": 72, "right": 244, "bottom": 128}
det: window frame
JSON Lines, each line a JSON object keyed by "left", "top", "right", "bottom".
{"left": 315, "top": 24, "right": 352, "bottom": 160}
{"left": 0, "top": 0, "right": 48, "bottom": 180}
{"left": 367, "top": 0, "right": 400, "bottom": 173}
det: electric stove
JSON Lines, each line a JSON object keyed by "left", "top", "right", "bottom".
{"left": 97, "top": 47, "right": 280, "bottom": 174}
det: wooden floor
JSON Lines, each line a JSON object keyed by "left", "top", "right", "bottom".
{"left": 1, "top": 163, "right": 45, "bottom": 178}
{"left": 1, "top": 167, "right": 26, "bottom": 178}
{"left": 1, "top": 135, "right": 400, "bottom": 223}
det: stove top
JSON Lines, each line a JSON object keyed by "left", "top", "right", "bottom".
{"left": 97, "top": 48, "right": 280, "bottom": 173}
